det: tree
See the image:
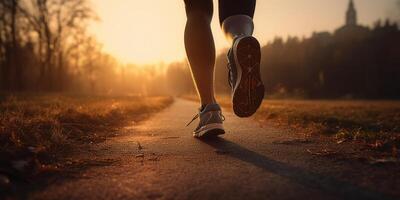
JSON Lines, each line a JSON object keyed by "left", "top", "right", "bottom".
{"left": 18, "top": 0, "right": 97, "bottom": 90}
{"left": 0, "top": 0, "right": 27, "bottom": 90}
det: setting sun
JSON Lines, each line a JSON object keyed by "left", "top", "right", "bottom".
{"left": 90, "top": 1, "right": 187, "bottom": 64}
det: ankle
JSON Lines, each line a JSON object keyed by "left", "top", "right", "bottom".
{"left": 201, "top": 101, "right": 217, "bottom": 109}
{"left": 222, "top": 14, "right": 254, "bottom": 43}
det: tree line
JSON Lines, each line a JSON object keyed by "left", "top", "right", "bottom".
{"left": 259, "top": 20, "right": 400, "bottom": 98}
{"left": 0, "top": 0, "right": 191, "bottom": 96}
{"left": 167, "top": 20, "right": 400, "bottom": 99}
{"left": 0, "top": 0, "right": 102, "bottom": 91}
{"left": 1, "top": 1, "right": 400, "bottom": 99}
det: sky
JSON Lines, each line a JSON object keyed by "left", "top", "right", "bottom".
{"left": 89, "top": 0, "right": 399, "bottom": 65}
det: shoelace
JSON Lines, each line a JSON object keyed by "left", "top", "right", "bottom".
{"left": 227, "top": 62, "right": 233, "bottom": 88}
{"left": 186, "top": 112, "right": 226, "bottom": 127}
{"left": 186, "top": 113, "right": 199, "bottom": 127}
{"left": 226, "top": 49, "right": 234, "bottom": 88}
{"left": 221, "top": 113, "right": 226, "bottom": 121}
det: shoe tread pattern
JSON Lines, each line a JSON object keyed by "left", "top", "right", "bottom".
{"left": 232, "top": 37, "right": 265, "bottom": 118}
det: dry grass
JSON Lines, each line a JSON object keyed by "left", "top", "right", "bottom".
{"left": 183, "top": 95, "right": 400, "bottom": 152}
{"left": 256, "top": 100, "right": 400, "bottom": 149}
{"left": 0, "top": 94, "right": 173, "bottom": 178}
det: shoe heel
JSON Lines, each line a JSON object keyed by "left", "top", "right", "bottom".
{"left": 232, "top": 36, "right": 265, "bottom": 118}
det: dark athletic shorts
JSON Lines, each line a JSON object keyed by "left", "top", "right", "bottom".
{"left": 184, "top": 0, "right": 256, "bottom": 25}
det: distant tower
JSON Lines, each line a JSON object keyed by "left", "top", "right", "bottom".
{"left": 346, "top": 0, "right": 357, "bottom": 26}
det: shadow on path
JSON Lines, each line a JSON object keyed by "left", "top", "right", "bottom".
{"left": 201, "top": 137, "right": 394, "bottom": 200}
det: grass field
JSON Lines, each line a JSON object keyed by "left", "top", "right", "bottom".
{"left": 185, "top": 95, "right": 400, "bottom": 153}
{"left": 0, "top": 94, "right": 173, "bottom": 182}
{"left": 256, "top": 100, "right": 400, "bottom": 150}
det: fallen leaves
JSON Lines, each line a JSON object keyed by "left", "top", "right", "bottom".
{"left": 307, "top": 149, "right": 339, "bottom": 157}
{"left": 137, "top": 142, "right": 143, "bottom": 150}
{"left": 336, "top": 139, "right": 347, "bottom": 144}
{"left": 135, "top": 153, "right": 144, "bottom": 158}
{"left": 0, "top": 174, "right": 12, "bottom": 196}
{"left": 0, "top": 174, "right": 10, "bottom": 186}
{"left": 273, "top": 139, "right": 313, "bottom": 145}
{"left": 368, "top": 158, "right": 399, "bottom": 166}
{"left": 306, "top": 147, "right": 400, "bottom": 167}
{"left": 134, "top": 153, "right": 161, "bottom": 162}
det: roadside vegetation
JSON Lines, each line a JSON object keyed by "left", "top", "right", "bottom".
{"left": 256, "top": 100, "right": 400, "bottom": 151}
{"left": 184, "top": 95, "right": 400, "bottom": 154}
{"left": 0, "top": 94, "right": 173, "bottom": 189}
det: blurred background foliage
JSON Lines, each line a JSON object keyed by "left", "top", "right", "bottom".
{"left": 0, "top": 0, "right": 400, "bottom": 98}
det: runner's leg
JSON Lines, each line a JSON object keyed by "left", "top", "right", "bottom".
{"left": 219, "top": 0, "right": 264, "bottom": 118}
{"left": 219, "top": 0, "right": 256, "bottom": 43}
{"left": 184, "top": 0, "right": 216, "bottom": 106}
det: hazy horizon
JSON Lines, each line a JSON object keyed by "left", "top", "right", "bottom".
{"left": 89, "top": 0, "right": 399, "bottom": 65}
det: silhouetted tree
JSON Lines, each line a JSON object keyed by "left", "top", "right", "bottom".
{"left": 214, "top": 19, "right": 400, "bottom": 99}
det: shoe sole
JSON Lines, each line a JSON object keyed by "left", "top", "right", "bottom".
{"left": 232, "top": 36, "right": 265, "bottom": 118}
{"left": 193, "top": 123, "right": 225, "bottom": 138}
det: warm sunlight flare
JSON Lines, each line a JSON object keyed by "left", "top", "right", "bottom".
{"left": 1, "top": 0, "right": 400, "bottom": 198}
{"left": 89, "top": 0, "right": 396, "bottom": 64}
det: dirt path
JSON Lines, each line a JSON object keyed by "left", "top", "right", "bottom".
{"left": 29, "top": 99, "right": 398, "bottom": 200}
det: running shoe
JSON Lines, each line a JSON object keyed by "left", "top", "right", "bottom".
{"left": 227, "top": 36, "right": 265, "bottom": 118}
{"left": 187, "top": 103, "right": 225, "bottom": 138}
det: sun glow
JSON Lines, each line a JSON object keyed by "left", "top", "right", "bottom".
{"left": 90, "top": 1, "right": 188, "bottom": 64}
{"left": 90, "top": 0, "right": 396, "bottom": 65}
